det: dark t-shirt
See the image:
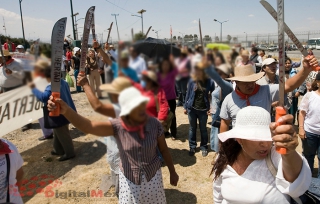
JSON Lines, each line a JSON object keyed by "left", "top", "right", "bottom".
{"left": 193, "top": 80, "right": 207, "bottom": 110}
{"left": 72, "top": 55, "right": 80, "bottom": 70}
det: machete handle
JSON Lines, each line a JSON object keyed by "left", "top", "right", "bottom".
{"left": 275, "top": 106, "right": 287, "bottom": 154}
{"left": 306, "top": 55, "right": 320, "bottom": 71}
{"left": 49, "top": 92, "right": 60, "bottom": 117}
{"left": 77, "top": 71, "right": 86, "bottom": 86}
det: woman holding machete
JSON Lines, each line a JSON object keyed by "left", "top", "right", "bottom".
{"left": 47, "top": 87, "right": 179, "bottom": 204}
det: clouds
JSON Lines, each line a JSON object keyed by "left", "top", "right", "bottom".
{"left": 248, "top": 14, "right": 254, "bottom": 17}
{"left": 191, "top": 20, "right": 197, "bottom": 24}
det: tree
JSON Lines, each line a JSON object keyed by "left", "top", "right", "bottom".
{"left": 215, "top": 36, "right": 219, "bottom": 42}
{"left": 178, "top": 36, "right": 181, "bottom": 40}
{"left": 233, "top": 37, "right": 238, "bottom": 43}
{"left": 204, "top": 35, "right": 212, "bottom": 42}
{"left": 193, "top": 34, "right": 198, "bottom": 39}
{"left": 184, "top": 35, "right": 189, "bottom": 39}
{"left": 134, "top": 32, "right": 145, "bottom": 41}
{"left": 227, "top": 35, "right": 232, "bottom": 42}
{"left": 173, "top": 36, "right": 177, "bottom": 40}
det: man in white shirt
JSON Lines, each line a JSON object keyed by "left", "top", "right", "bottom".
{"left": 129, "top": 46, "right": 147, "bottom": 80}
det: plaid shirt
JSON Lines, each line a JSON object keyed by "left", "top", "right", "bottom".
{"left": 110, "top": 117, "right": 163, "bottom": 185}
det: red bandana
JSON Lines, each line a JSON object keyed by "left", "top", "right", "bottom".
{"left": 5, "top": 58, "right": 14, "bottom": 65}
{"left": 120, "top": 118, "right": 146, "bottom": 140}
{"left": 0, "top": 141, "right": 13, "bottom": 155}
{"left": 235, "top": 84, "right": 260, "bottom": 106}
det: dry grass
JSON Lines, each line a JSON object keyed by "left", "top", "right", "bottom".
{"left": 3, "top": 88, "right": 317, "bottom": 204}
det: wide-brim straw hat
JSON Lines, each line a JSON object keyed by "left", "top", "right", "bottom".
{"left": 216, "top": 64, "right": 231, "bottom": 76}
{"left": 218, "top": 106, "right": 272, "bottom": 142}
{"left": 0, "top": 50, "right": 13, "bottom": 57}
{"left": 34, "top": 58, "right": 50, "bottom": 69}
{"left": 142, "top": 70, "right": 158, "bottom": 84}
{"left": 99, "top": 77, "right": 132, "bottom": 94}
{"left": 226, "top": 64, "right": 264, "bottom": 82}
{"left": 119, "top": 87, "right": 149, "bottom": 117}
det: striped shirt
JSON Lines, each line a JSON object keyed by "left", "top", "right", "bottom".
{"left": 110, "top": 117, "right": 163, "bottom": 185}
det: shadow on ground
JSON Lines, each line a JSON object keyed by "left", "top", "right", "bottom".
{"left": 165, "top": 189, "right": 197, "bottom": 204}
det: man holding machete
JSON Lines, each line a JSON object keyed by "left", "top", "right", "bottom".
{"left": 207, "top": 55, "right": 318, "bottom": 133}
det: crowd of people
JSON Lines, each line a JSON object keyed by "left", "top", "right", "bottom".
{"left": 0, "top": 36, "right": 319, "bottom": 203}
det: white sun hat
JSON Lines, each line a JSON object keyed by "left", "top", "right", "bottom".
{"left": 119, "top": 87, "right": 149, "bottom": 117}
{"left": 218, "top": 106, "right": 272, "bottom": 142}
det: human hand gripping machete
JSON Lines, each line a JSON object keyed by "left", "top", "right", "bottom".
{"left": 49, "top": 17, "right": 67, "bottom": 117}
{"left": 78, "top": 6, "right": 95, "bottom": 81}
{"left": 260, "top": 0, "right": 320, "bottom": 72}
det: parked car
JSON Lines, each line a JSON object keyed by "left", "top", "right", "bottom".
{"left": 290, "top": 44, "right": 298, "bottom": 50}
{"left": 268, "top": 45, "right": 278, "bottom": 52}
{"left": 256, "top": 44, "right": 268, "bottom": 51}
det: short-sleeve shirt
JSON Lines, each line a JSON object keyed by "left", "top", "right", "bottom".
{"left": 220, "top": 84, "right": 279, "bottom": 127}
{"left": 110, "top": 62, "right": 139, "bottom": 82}
{"left": 110, "top": 117, "right": 163, "bottom": 185}
{"left": 72, "top": 55, "right": 80, "bottom": 70}
{"left": 299, "top": 91, "right": 320, "bottom": 135}
{"left": 0, "top": 140, "right": 24, "bottom": 204}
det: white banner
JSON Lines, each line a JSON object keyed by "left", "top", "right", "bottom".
{"left": 12, "top": 53, "right": 35, "bottom": 72}
{"left": 0, "top": 79, "right": 48, "bottom": 137}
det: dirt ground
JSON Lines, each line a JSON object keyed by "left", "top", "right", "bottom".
{"left": 3, "top": 86, "right": 318, "bottom": 204}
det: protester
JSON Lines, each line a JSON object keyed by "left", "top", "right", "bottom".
{"left": 63, "top": 38, "right": 70, "bottom": 56}
{"left": 230, "top": 46, "right": 239, "bottom": 63}
{"left": 32, "top": 59, "right": 53, "bottom": 141}
{"left": 16, "top": 45, "right": 25, "bottom": 53}
{"left": 30, "top": 40, "right": 41, "bottom": 55}
{"left": 157, "top": 56, "right": 178, "bottom": 139}
{"left": 65, "top": 47, "right": 72, "bottom": 72}
{"left": 219, "top": 55, "right": 318, "bottom": 132}
{"left": 175, "top": 48, "right": 191, "bottom": 107}
{"left": 0, "top": 50, "right": 24, "bottom": 93}
{"left": 103, "top": 43, "right": 114, "bottom": 83}
{"left": 259, "top": 49, "right": 266, "bottom": 61}
{"left": 30, "top": 65, "right": 76, "bottom": 161}
{"left": 76, "top": 75, "right": 132, "bottom": 196}
{"left": 192, "top": 45, "right": 203, "bottom": 68}
{"left": 234, "top": 47, "right": 245, "bottom": 66}
{"left": 212, "top": 106, "right": 311, "bottom": 204}
{"left": 200, "top": 63, "right": 233, "bottom": 152}
{"left": 3, "top": 39, "right": 16, "bottom": 52}
{"left": 60, "top": 55, "right": 67, "bottom": 80}
{"left": 129, "top": 46, "right": 147, "bottom": 80}
{"left": 86, "top": 48, "right": 102, "bottom": 98}
{"left": 71, "top": 47, "right": 82, "bottom": 92}
{"left": 0, "top": 139, "right": 24, "bottom": 204}
{"left": 206, "top": 49, "right": 215, "bottom": 65}
{"left": 47, "top": 87, "right": 179, "bottom": 204}
{"left": 214, "top": 53, "right": 226, "bottom": 67}
{"left": 184, "top": 63, "right": 215, "bottom": 157}
{"left": 250, "top": 47, "right": 262, "bottom": 73}
{"left": 237, "top": 49, "right": 256, "bottom": 72}
{"left": 135, "top": 71, "right": 169, "bottom": 125}
{"left": 298, "top": 72, "right": 320, "bottom": 178}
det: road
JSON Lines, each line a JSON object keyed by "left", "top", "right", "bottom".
{"left": 267, "top": 50, "right": 320, "bottom": 60}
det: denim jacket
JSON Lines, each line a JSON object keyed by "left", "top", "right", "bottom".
{"left": 184, "top": 78, "right": 215, "bottom": 111}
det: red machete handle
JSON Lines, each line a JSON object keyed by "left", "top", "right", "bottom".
{"left": 49, "top": 92, "right": 61, "bottom": 117}
{"left": 307, "top": 55, "right": 320, "bottom": 71}
{"left": 275, "top": 106, "right": 287, "bottom": 154}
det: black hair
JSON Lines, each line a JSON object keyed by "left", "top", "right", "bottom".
{"left": 251, "top": 47, "right": 258, "bottom": 53}
{"left": 216, "top": 53, "right": 226, "bottom": 64}
{"left": 188, "top": 48, "right": 194, "bottom": 55}
{"left": 285, "top": 57, "right": 292, "bottom": 63}
{"left": 159, "top": 58, "right": 174, "bottom": 73}
{"left": 311, "top": 72, "right": 320, "bottom": 91}
{"left": 44, "top": 66, "right": 51, "bottom": 78}
{"left": 260, "top": 50, "right": 265, "bottom": 54}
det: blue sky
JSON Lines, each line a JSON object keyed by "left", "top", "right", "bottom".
{"left": 1, "top": 0, "right": 320, "bottom": 43}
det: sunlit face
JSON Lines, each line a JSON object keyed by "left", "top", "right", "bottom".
{"left": 17, "top": 48, "right": 24, "bottom": 53}
{"left": 259, "top": 51, "right": 265, "bottom": 57}
{"left": 129, "top": 47, "right": 138, "bottom": 58}
{"left": 236, "top": 81, "right": 256, "bottom": 95}
{"left": 215, "top": 57, "right": 223, "bottom": 66}
{"left": 236, "top": 139, "right": 272, "bottom": 160}
{"left": 120, "top": 58, "right": 129, "bottom": 68}
{"left": 264, "top": 62, "right": 277, "bottom": 75}
{"left": 241, "top": 55, "right": 249, "bottom": 62}
{"left": 161, "top": 60, "right": 170, "bottom": 73}
{"left": 129, "top": 102, "right": 148, "bottom": 123}
{"left": 89, "top": 50, "right": 95, "bottom": 58}
{"left": 285, "top": 60, "right": 291, "bottom": 71}
{"left": 195, "top": 68, "right": 205, "bottom": 80}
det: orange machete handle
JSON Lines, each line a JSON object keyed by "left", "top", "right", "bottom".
{"left": 275, "top": 106, "right": 287, "bottom": 154}
{"left": 49, "top": 92, "right": 60, "bottom": 117}
{"left": 306, "top": 55, "right": 320, "bottom": 71}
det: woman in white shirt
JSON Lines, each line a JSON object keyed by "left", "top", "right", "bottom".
{"left": 299, "top": 72, "right": 320, "bottom": 178}
{"left": 212, "top": 106, "right": 311, "bottom": 204}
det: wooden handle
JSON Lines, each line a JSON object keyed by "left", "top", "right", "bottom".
{"left": 275, "top": 106, "right": 287, "bottom": 154}
{"left": 49, "top": 92, "right": 60, "bottom": 117}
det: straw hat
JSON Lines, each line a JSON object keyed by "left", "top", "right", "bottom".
{"left": 180, "top": 48, "right": 188, "bottom": 54}
{"left": 99, "top": 77, "right": 132, "bottom": 94}
{"left": 119, "top": 87, "right": 149, "bottom": 117}
{"left": 226, "top": 64, "right": 264, "bottom": 82}
{"left": 0, "top": 50, "right": 13, "bottom": 57}
{"left": 216, "top": 64, "right": 231, "bottom": 76}
{"left": 34, "top": 59, "right": 50, "bottom": 69}
{"left": 142, "top": 70, "right": 158, "bottom": 84}
{"left": 218, "top": 106, "right": 272, "bottom": 142}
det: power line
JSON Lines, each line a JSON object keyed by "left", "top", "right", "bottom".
{"left": 105, "top": 0, "right": 133, "bottom": 14}
{"left": 120, "top": 19, "right": 140, "bottom": 31}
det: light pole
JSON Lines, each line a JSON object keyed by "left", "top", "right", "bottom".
{"left": 213, "top": 19, "right": 228, "bottom": 42}
{"left": 19, "top": 0, "right": 26, "bottom": 48}
{"left": 72, "top": 13, "right": 79, "bottom": 40}
{"left": 69, "top": 0, "right": 76, "bottom": 40}
{"left": 152, "top": 29, "right": 161, "bottom": 39}
{"left": 132, "top": 9, "right": 146, "bottom": 34}
{"left": 244, "top": 32, "right": 247, "bottom": 48}
{"left": 75, "top": 17, "right": 84, "bottom": 40}
{"left": 111, "top": 14, "right": 120, "bottom": 41}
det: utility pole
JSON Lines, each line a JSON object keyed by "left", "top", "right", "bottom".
{"left": 69, "top": 0, "right": 76, "bottom": 40}
{"left": 132, "top": 9, "right": 146, "bottom": 34}
{"left": 2, "top": 17, "right": 7, "bottom": 36}
{"left": 111, "top": 14, "right": 120, "bottom": 41}
{"left": 19, "top": 0, "right": 26, "bottom": 48}
{"left": 214, "top": 19, "right": 228, "bottom": 42}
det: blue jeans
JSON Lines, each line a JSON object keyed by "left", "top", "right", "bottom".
{"left": 210, "top": 126, "right": 219, "bottom": 152}
{"left": 188, "top": 108, "right": 208, "bottom": 150}
{"left": 74, "top": 69, "right": 82, "bottom": 92}
{"left": 302, "top": 131, "right": 320, "bottom": 178}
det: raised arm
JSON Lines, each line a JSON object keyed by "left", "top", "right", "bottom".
{"left": 205, "top": 65, "right": 233, "bottom": 94}
{"left": 92, "top": 41, "right": 112, "bottom": 66}
{"left": 284, "top": 56, "right": 317, "bottom": 93}
{"left": 47, "top": 97, "right": 114, "bottom": 136}
{"left": 77, "top": 74, "right": 116, "bottom": 117}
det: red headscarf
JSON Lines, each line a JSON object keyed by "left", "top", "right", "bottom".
{"left": 235, "top": 84, "right": 260, "bottom": 106}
